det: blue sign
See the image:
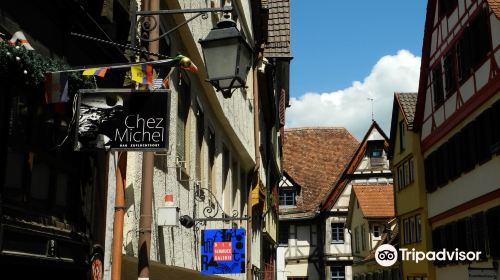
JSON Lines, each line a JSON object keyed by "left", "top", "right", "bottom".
{"left": 201, "top": 228, "right": 245, "bottom": 274}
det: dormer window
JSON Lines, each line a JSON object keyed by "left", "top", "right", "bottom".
{"left": 367, "top": 140, "right": 385, "bottom": 167}
{"left": 279, "top": 188, "right": 296, "bottom": 207}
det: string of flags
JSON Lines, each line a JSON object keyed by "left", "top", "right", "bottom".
{"left": 2, "top": 30, "right": 199, "bottom": 105}
{"left": 45, "top": 54, "right": 198, "bottom": 104}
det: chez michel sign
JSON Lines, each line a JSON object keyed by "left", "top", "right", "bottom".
{"left": 75, "top": 89, "right": 169, "bottom": 151}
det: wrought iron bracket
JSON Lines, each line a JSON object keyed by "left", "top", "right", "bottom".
{"left": 131, "top": 6, "right": 233, "bottom": 49}
{"left": 176, "top": 184, "right": 248, "bottom": 230}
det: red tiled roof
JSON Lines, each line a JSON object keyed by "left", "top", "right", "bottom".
{"left": 281, "top": 128, "right": 359, "bottom": 215}
{"left": 352, "top": 185, "right": 395, "bottom": 218}
{"left": 487, "top": 0, "right": 500, "bottom": 19}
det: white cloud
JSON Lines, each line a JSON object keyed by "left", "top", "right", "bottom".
{"left": 286, "top": 50, "right": 421, "bottom": 140}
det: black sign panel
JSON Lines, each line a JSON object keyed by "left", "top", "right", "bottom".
{"left": 75, "top": 89, "right": 169, "bottom": 151}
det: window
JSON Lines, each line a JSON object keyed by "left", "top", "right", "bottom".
{"left": 361, "top": 225, "right": 367, "bottom": 251}
{"left": 331, "top": 223, "right": 345, "bottom": 243}
{"left": 368, "top": 140, "right": 385, "bottom": 167}
{"left": 399, "top": 120, "right": 406, "bottom": 152}
{"left": 410, "top": 217, "right": 416, "bottom": 243}
{"left": 432, "top": 63, "right": 444, "bottom": 108}
{"left": 240, "top": 169, "right": 247, "bottom": 216}
{"left": 331, "top": 266, "right": 345, "bottom": 280}
{"left": 373, "top": 225, "right": 381, "bottom": 240}
{"left": 195, "top": 103, "right": 204, "bottom": 181}
{"left": 409, "top": 159, "right": 414, "bottom": 183}
{"left": 207, "top": 128, "right": 215, "bottom": 193}
{"left": 416, "top": 215, "right": 422, "bottom": 242}
{"left": 404, "top": 219, "right": 410, "bottom": 244}
{"left": 372, "top": 149, "right": 382, "bottom": 158}
{"left": 176, "top": 79, "right": 190, "bottom": 168}
{"left": 438, "top": 0, "right": 458, "bottom": 19}
{"left": 446, "top": 7, "right": 492, "bottom": 86}
{"left": 432, "top": 209, "right": 496, "bottom": 264}
{"left": 486, "top": 206, "right": 500, "bottom": 258}
{"left": 279, "top": 188, "right": 296, "bottom": 207}
{"left": 279, "top": 224, "right": 289, "bottom": 245}
{"left": 222, "top": 145, "right": 230, "bottom": 214}
{"left": 403, "top": 161, "right": 410, "bottom": 186}
{"left": 355, "top": 227, "right": 360, "bottom": 253}
{"left": 231, "top": 161, "right": 239, "bottom": 215}
{"left": 444, "top": 48, "right": 457, "bottom": 96}
{"left": 397, "top": 158, "right": 414, "bottom": 190}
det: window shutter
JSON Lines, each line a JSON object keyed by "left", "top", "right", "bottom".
{"left": 486, "top": 206, "right": 500, "bottom": 258}
{"left": 471, "top": 212, "right": 487, "bottom": 258}
{"left": 279, "top": 89, "right": 286, "bottom": 127}
{"left": 492, "top": 100, "right": 500, "bottom": 151}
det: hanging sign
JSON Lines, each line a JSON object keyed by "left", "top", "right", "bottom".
{"left": 75, "top": 89, "right": 169, "bottom": 151}
{"left": 201, "top": 228, "right": 245, "bottom": 274}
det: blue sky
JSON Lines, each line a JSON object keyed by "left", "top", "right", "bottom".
{"left": 287, "top": 1, "right": 427, "bottom": 139}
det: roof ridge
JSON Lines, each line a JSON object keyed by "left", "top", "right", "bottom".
{"left": 285, "top": 127, "right": 348, "bottom": 131}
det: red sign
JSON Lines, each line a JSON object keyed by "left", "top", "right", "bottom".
{"left": 214, "top": 242, "right": 232, "bottom": 261}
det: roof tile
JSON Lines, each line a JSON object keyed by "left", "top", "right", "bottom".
{"left": 264, "top": 0, "right": 292, "bottom": 58}
{"left": 352, "top": 185, "right": 395, "bottom": 218}
{"left": 280, "top": 128, "right": 359, "bottom": 215}
{"left": 395, "top": 92, "right": 417, "bottom": 129}
{"left": 487, "top": 0, "right": 500, "bottom": 19}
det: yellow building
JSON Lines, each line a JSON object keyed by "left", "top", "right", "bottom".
{"left": 388, "top": 93, "right": 435, "bottom": 280}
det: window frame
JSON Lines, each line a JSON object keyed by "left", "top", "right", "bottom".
{"left": 279, "top": 188, "right": 296, "bottom": 207}
{"left": 331, "top": 223, "right": 345, "bottom": 244}
{"left": 331, "top": 266, "right": 345, "bottom": 280}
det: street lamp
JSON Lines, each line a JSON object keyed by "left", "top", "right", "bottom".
{"left": 198, "top": 15, "right": 253, "bottom": 98}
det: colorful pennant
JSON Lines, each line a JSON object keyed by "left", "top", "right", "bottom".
{"left": 131, "top": 64, "right": 153, "bottom": 85}
{"left": 82, "top": 67, "right": 108, "bottom": 77}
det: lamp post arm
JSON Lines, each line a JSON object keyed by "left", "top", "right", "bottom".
{"left": 136, "top": 6, "right": 232, "bottom": 16}
{"left": 192, "top": 216, "right": 250, "bottom": 222}
{"left": 131, "top": 6, "right": 233, "bottom": 48}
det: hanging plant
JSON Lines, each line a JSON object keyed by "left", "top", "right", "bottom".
{"left": 0, "top": 41, "right": 94, "bottom": 93}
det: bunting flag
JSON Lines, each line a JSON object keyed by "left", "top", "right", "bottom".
{"left": 82, "top": 67, "right": 108, "bottom": 77}
{"left": 8, "top": 31, "right": 35, "bottom": 50}
{"left": 44, "top": 72, "right": 69, "bottom": 104}
{"left": 131, "top": 64, "right": 153, "bottom": 85}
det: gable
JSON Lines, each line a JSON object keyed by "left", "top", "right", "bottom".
{"left": 321, "top": 121, "right": 391, "bottom": 211}
{"left": 416, "top": 0, "right": 500, "bottom": 151}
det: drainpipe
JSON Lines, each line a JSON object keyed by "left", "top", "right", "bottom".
{"left": 138, "top": 0, "right": 158, "bottom": 279}
{"left": 248, "top": 52, "right": 262, "bottom": 280}
{"left": 111, "top": 152, "right": 126, "bottom": 279}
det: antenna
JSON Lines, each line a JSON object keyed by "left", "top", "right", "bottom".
{"left": 367, "top": 98, "right": 374, "bottom": 121}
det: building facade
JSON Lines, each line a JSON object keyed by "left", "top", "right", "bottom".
{"left": 0, "top": 0, "right": 286, "bottom": 279}
{"left": 414, "top": 0, "right": 500, "bottom": 279}
{"left": 0, "top": 0, "right": 133, "bottom": 278}
{"left": 388, "top": 93, "right": 435, "bottom": 280}
{"left": 120, "top": 0, "right": 286, "bottom": 279}
{"left": 278, "top": 127, "right": 359, "bottom": 280}
{"left": 322, "top": 122, "right": 395, "bottom": 280}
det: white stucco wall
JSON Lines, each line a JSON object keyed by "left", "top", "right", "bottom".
{"left": 120, "top": 2, "right": 257, "bottom": 279}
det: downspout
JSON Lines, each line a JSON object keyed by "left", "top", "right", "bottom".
{"left": 111, "top": 152, "right": 127, "bottom": 280}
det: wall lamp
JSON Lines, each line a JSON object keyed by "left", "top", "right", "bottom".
{"left": 132, "top": 6, "right": 253, "bottom": 98}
